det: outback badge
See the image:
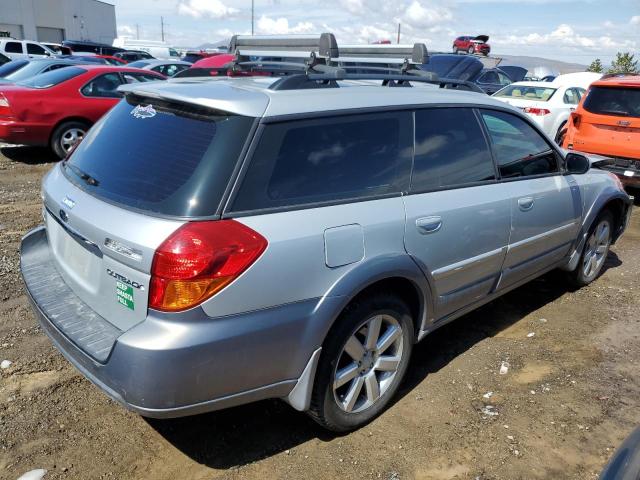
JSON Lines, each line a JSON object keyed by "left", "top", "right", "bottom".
{"left": 131, "top": 104, "right": 157, "bottom": 119}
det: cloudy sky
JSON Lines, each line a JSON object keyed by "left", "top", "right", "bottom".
{"left": 111, "top": 0, "right": 639, "bottom": 64}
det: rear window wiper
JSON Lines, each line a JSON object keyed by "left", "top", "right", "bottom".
{"left": 64, "top": 162, "right": 100, "bottom": 187}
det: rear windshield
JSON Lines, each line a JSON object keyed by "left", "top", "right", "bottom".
{"left": 0, "top": 60, "right": 28, "bottom": 77}
{"left": 62, "top": 95, "right": 254, "bottom": 217}
{"left": 495, "top": 85, "right": 557, "bottom": 101}
{"left": 583, "top": 86, "right": 640, "bottom": 118}
{"left": 127, "top": 60, "right": 151, "bottom": 68}
{"left": 17, "top": 66, "right": 84, "bottom": 88}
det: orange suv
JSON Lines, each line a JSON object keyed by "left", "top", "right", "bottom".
{"left": 563, "top": 75, "right": 640, "bottom": 188}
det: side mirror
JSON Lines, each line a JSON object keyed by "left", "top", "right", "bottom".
{"left": 565, "top": 152, "right": 590, "bottom": 174}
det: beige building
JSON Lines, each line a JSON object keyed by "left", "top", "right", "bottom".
{"left": 0, "top": 0, "right": 117, "bottom": 44}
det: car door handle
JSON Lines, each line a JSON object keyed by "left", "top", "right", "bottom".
{"left": 416, "top": 216, "right": 442, "bottom": 234}
{"left": 518, "top": 197, "right": 535, "bottom": 211}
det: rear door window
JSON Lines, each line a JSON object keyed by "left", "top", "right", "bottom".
{"left": 81, "top": 73, "right": 122, "bottom": 97}
{"left": 412, "top": 108, "right": 495, "bottom": 191}
{"left": 230, "top": 111, "right": 413, "bottom": 212}
{"left": 481, "top": 110, "right": 559, "bottom": 178}
{"left": 63, "top": 96, "right": 255, "bottom": 217}
{"left": 5, "top": 42, "right": 23, "bottom": 54}
{"left": 583, "top": 86, "right": 640, "bottom": 118}
{"left": 27, "top": 43, "right": 47, "bottom": 56}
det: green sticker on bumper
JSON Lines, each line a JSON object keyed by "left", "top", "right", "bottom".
{"left": 116, "top": 281, "right": 134, "bottom": 310}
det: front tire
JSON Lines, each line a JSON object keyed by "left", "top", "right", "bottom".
{"left": 308, "top": 293, "right": 414, "bottom": 432}
{"left": 51, "top": 121, "right": 89, "bottom": 159}
{"left": 569, "top": 211, "right": 614, "bottom": 287}
{"left": 468, "top": 46, "right": 475, "bottom": 54}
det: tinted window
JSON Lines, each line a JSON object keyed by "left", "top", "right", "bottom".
{"left": 0, "top": 59, "right": 29, "bottom": 78}
{"left": 27, "top": 43, "right": 46, "bottom": 55}
{"left": 81, "top": 72, "right": 122, "bottom": 97}
{"left": 412, "top": 108, "right": 495, "bottom": 191}
{"left": 481, "top": 110, "right": 559, "bottom": 178}
{"left": 63, "top": 96, "right": 255, "bottom": 217}
{"left": 583, "top": 86, "right": 640, "bottom": 118}
{"left": 478, "top": 71, "right": 498, "bottom": 84}
{"left": 17, "top": 66, "right": 85, "bottom": 88}
{"left": 5, "top": 42, "right": 23, "bottom": 53}
{"left": 155, "top": 64, "right": 187, "bottom": 76}
{"left": 497, "top": 72, "right": 512, "bottom": 86}
{"left": 127, "top": 60, "right": 151, "bottom": 68}
{"left": 231, "top": 112, "right": 412, "bottom": 212}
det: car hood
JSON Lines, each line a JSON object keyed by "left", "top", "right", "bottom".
{"left": 499, "top": 66, "right": 528, "bottom": 82}
{"left": 474, "top": 35, "right": 489, "bottom": 43}
{"left": 421, "top": 54, "right": 484, "bottom": 81}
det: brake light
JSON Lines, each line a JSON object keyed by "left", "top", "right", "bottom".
{"left": 570, "top": 112, "right": 581, "bottom": 128}
{"left": 149, "top": 220, "right": 267, "bottom": 312}
{"left": 523, "top": 107, "right": 551, "bottom": 116}
{"left": 0, "top": 93, "right": 11, "bottom": 116}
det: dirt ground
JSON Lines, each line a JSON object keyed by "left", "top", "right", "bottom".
{"left": 0, "top": 144, "right": 639, "bottom": 480}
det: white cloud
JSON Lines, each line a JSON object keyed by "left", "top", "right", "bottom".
{"left": 177, "top": 0, "right": 239, "bottom": 19}
{"left": 631, "top": 15, "right": 640, "bottom": 25}
{"left": 117, "top": 24, "right": 136, "bottom": 37}
{"left": 256, "top": 16, "right": 315, "bottom": 35}
{"left": 402, "top": 1, "right": 453, "bottom": 28}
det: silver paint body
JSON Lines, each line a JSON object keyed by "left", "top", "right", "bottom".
{"left": 20, "top": 76, "right": 632, "bottom": 418}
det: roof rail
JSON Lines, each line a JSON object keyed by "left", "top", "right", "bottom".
{"left": 229, "top": 33, "right": 339, "bottom": 59}
{"left": 268, "top": 72, "right": 484, "bottom": 93}
{"left": 332, "top": 43, "right": 428, "bottom": 65}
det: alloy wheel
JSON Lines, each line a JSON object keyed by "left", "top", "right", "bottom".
{"left": 332, "top": 314, "right": 404, "bottom": 414}
{"left": 60, "top": 128, "right": 85, "bottom": 154}
{"left": 582, "top": 220, "right": 611, "bottom": 280}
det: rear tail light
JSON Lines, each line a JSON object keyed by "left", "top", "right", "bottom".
{"left": 0, "top": 93, "right": 12, "bottom": 116}
{"left": 570, "top": 112, "right": 581, "bottom": 128}
{"left": 523, "top": 107, "right": 551, "bottom": 116}
{"left": 149, "top": 220, "right": 267, "bottom": 312}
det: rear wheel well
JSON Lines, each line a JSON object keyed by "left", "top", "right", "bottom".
{"left": 332, "top": 277, "right": 423, "bottom": 343}
{"left": 49, "top": 117, "right": 92, "bottom": 144}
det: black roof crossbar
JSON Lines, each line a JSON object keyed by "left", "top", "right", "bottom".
{"left": 269, "top": 72, "right": 485, "bottom": 93}
{"left": 229, "top": 33, "right": 339, "bottom": 59}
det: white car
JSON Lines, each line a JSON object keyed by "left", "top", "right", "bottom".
{"left": 0, "top": 39, "right": 57, "bottom": 60}
{"left": 492, "top": 81, "right": 586, "bottom": 143}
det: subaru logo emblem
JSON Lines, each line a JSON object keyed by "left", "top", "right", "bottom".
{"left": 59, "top": 209, "right": 69, "bottom": 222}
{"left": 62, "top": 196, "right": 75, "bottom": 209}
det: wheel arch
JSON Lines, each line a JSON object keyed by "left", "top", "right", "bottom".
{"left": 48, "top": 116, "right": 93, "bottom": 146}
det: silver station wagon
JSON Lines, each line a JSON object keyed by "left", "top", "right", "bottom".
{"left": 20, "top": 36, "right": 632, "bottom": 432}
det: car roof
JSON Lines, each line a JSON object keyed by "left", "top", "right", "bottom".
{"left": 119, "top": 75, "right": 512, "bottom": 118}
{"left": 593, "top": 75, "right": 640, "bottom": 87}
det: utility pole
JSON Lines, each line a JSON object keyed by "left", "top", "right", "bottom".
{"left": 160, "top": 16, "right": 165, "bottom": 42}
{"left": 251, "top": 0, "right": 255, "bottom": 35}
{"left": 397, "top": 23, "right": 401, "bottom": 44}
{"left": 135, "top": 24, "right": 140, "bottom": 40}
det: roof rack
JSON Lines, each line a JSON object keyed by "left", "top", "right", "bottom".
{"left": 229, "top": 33, "right": 339, "bottom": 60}
{"left": 269, "top": 72, "right": 484, "bottom": 93}
{"left": 332, "top": 43, "right": 428, "bottom": 65}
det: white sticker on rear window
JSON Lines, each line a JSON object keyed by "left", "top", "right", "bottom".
{"left": 131, "top": 104, "right": 156, "bottom": 119}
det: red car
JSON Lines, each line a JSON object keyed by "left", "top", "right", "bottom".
{"left": 0, "top": 65, "right": 165, "bottom": 158}
{"left": 453, "top": 35, "right": 491, "bottom": 56}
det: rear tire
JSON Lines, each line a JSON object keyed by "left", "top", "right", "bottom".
{"left": 50, "top": 120, "right": 89, "bottom": 159}
{"left": 307, "top": 292, "right": 414, "bottom": 432}
{"left": 568, "top": 210, "right": 614, "bottom": 287}
{"left": 554, "top": 122, "right": 567, "bottom": 146}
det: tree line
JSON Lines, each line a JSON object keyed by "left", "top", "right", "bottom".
{"left": 587, "top": 52, "right": 638, "bottom": 74}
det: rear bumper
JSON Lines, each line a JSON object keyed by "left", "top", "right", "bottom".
{"left": 0, "top": 119, "right": 50, "bottom": 146}
{"left": 20, "top": 226, "right": 341, "bottom": 418}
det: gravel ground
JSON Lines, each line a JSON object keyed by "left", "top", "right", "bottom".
{"left": 0, "top": 145, "right": 639, "bottom": 480}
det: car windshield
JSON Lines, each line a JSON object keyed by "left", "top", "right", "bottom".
{"left": 583, "top": 86, "right": 640, "bottom": 118}
{"left": 494, "top": 85, "right": 557, "bottom": 101}
{"left": 16, "top": 66, "right": 85, "bottom": 88}
{"left": 128, "top": 60, "right": 151, "bottom": 68}
{"left": 62, "top": 95, "right": 255, "bottom": 217}
{"left": 0, "top": 60, "right": 29, "bottom": 78}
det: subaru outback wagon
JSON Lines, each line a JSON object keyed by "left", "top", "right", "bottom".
{"left": 20, "top": 74, "right": 632, "bottom": 431}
